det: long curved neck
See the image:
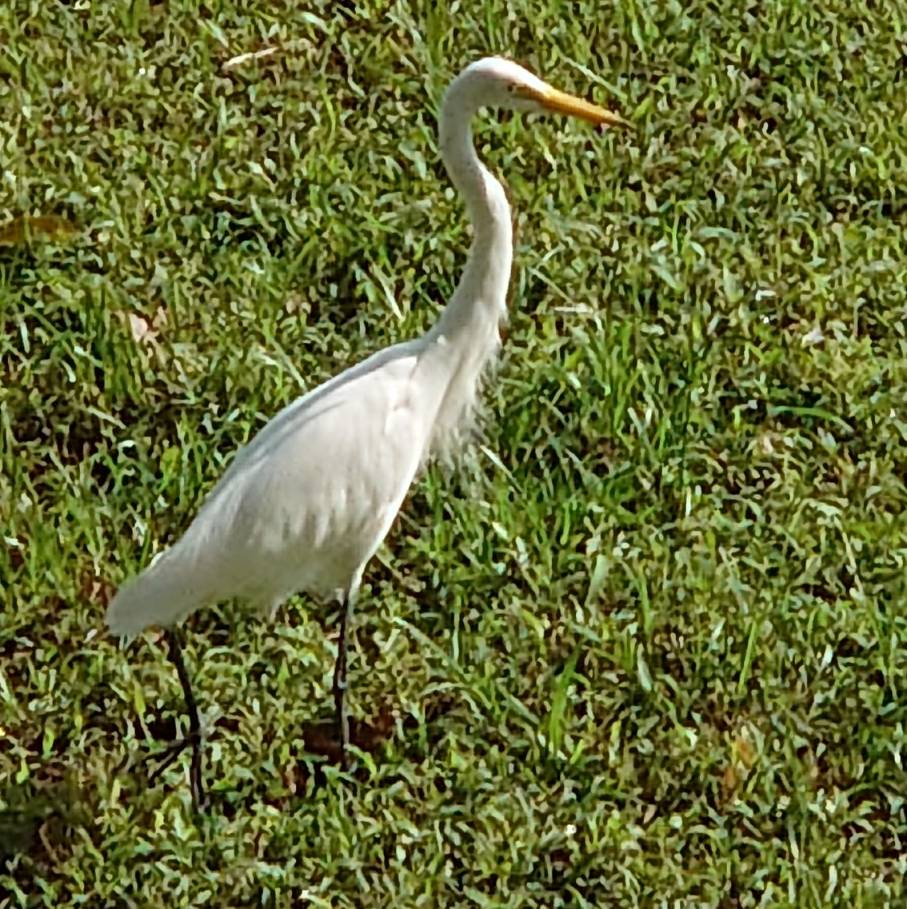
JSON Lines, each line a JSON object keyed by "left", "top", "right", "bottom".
{"left": 418, "top": 78, "right": 514, "bottom": 459}
{"left": 432, "top": 88, "right": 513, "bottom": 340}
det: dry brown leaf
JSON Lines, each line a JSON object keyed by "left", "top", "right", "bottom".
{"left": 127, "top": 313, "right": 154, "bottom": 344}
{"left": 734, "top": 735, "right": 756, "bottom": 769}
{"left": 721, "top": 764, "right": 738, "bottom": 798}
{"left": 121, "top": 306, "right": 166, "bottom": 345}
{"left": 0, "top": 214, "right": 78, "bottom": 247}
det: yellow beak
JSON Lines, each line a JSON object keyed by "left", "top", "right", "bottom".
{"left": 520, "top": 84, "right": 628, "bottom": 129}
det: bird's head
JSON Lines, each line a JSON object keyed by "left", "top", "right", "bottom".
{"left": 449, "top": 57, "right": 627, "bottom": 129}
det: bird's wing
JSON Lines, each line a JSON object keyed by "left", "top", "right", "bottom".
{"left": 174, "top": 342, "right": 433, "bottom": 602}
{"left": 213, "top": 339, "right": 421, "bottom": 481}
{"left": 107, "top": 338, "right": 445, "bottom": 634}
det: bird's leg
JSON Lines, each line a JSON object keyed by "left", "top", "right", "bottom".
{"left": 332, "top": 593, "right": 353, "bottom": 770}
{"left": 146, "top": 629, "right": 207, "bottom": 810}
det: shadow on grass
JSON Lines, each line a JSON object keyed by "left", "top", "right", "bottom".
{"left": 0, "top": 775, "right": 94, "bottom": 866}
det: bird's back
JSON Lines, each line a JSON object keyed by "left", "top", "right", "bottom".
{"left": 107, "top": 340, "right": 442, "bottom": 635}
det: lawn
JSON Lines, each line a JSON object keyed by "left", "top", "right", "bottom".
{"left": 2, "top": 0, "right": 907, "bottom": 905}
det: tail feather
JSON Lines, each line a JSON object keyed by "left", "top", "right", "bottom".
{"left": 106, "top": 548, "right": 208, "bottom": 636}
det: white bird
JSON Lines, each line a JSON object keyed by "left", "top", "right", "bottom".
{"left": 107, "top": 56, "right": 625, "bottom": 808}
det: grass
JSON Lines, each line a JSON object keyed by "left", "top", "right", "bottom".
{"left": 2, "top": 0, "right": 907, "bottom": 905}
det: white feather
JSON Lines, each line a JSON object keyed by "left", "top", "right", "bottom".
{"left": 107, "top": 56, "right": 614, "bottom": 635}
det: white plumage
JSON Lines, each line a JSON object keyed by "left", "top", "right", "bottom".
{"left": 106, "top": 57, "right": 624, "bottom": 799}
{"left": 108, "top": 343, "right": 431, "bottom": 632}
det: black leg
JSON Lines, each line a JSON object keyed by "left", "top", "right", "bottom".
{"left": 332, "top": 593, "right": 353, "bottom": 770}
{"left": 146, "top": 629, "right": 207, "bottom": 810}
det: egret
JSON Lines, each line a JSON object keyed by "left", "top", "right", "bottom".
{"left": 107, "top": 56, "right": 625, "bottom": 808}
